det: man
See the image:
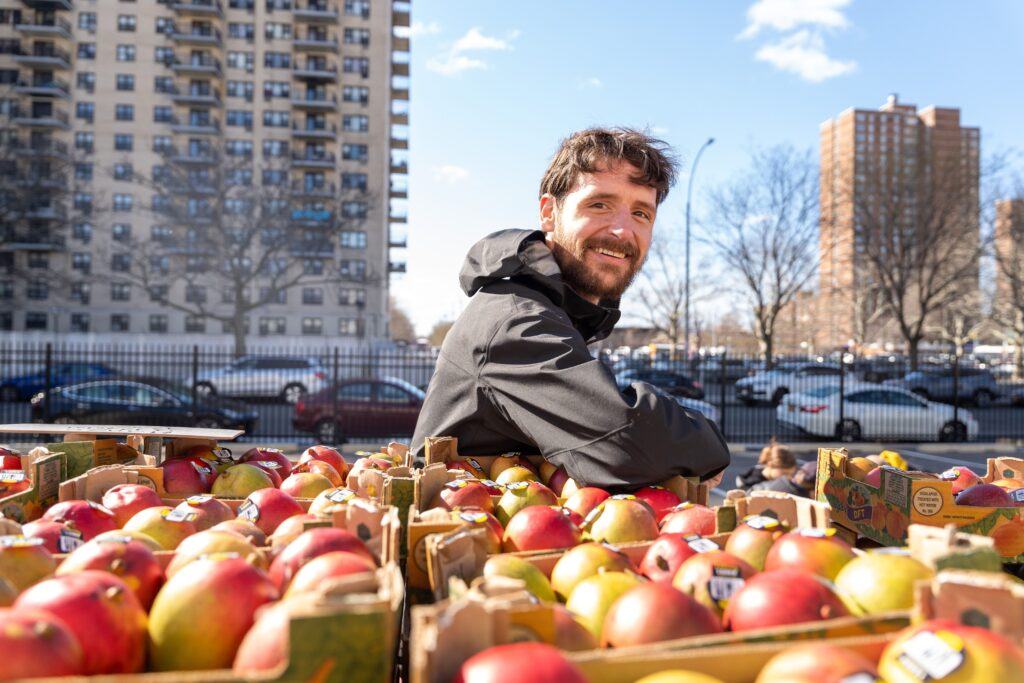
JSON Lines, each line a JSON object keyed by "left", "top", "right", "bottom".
{"left": 412, "top": 128, "right": 729, "bottom": 489}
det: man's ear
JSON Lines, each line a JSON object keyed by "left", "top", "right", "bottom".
{"left": 539, "top": 193, "right": 557, "bottom": 234}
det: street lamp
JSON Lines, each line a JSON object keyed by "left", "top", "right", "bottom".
{"left": 684, "top": 137, "right": 715, "bottom": 362}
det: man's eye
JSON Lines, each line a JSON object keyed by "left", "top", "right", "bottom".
{"left": 591, "top": 202, "right": 607, "bottom": 209}
{"left": 634, "top": 211, "right": 651, "bottom": 221}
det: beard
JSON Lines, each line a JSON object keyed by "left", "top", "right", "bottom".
{"left": 548, "top": 216, "right": 646, "bottom": 303}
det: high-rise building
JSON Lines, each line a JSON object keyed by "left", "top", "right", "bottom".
{"left": 818, "top": 94, "right": 980, "bottom": 350}
{"left": 0, "top": 0, "right": 410, "bottom": 344}
{"left": 995, "top": 198, "right": 1024, "bottom": 307}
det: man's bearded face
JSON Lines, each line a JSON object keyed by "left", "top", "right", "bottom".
{"left": 543, "top": 161, "right": 656, "bottom": 303}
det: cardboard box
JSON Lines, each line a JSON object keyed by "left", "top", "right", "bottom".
{"left": 409, "top": 575, "right": 905, "bottom": 683}
{"left": 816, "top": 448, "right": 1024, "bottom": 561}
{"left": 914, "top": 569, "right": 1024, "bottom": 647}
{"left": 424, "top": 489, "right": 834, "bottom": 599}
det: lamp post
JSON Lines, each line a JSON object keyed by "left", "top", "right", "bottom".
{"left": 684, "top": 137, "right": 714, "bottom": 362}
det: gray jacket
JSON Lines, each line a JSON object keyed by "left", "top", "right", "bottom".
{"left": 411, "top": 229, "right": 729, "bottom": 490}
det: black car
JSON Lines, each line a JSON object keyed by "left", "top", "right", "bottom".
{"left": 614, "top": 369, "right": 705, "bottom": 399}
{"left": 30, "top": 377, "right": 258, "bottom": 432}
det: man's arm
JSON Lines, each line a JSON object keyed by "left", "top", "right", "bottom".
{"left": 480, "top": 306, "right": 730, "bottom": 489}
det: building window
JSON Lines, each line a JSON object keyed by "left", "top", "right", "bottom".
{"left": 115, "top": 74, "right": 135, "bottom": 91}
{"left": 154, "top": 47, "right": 174, "bottom": 65}
{"left": 259, "top": 317, "right": 286, "bottom": 336}
{"left": 112, "top": 223, "right": 131, "bottom": 242}
{"left": 262, "top": 139, "right": 288, "bottom": 157}
{"left": 302, "top": 287, "right": 323, "bottom": 305}
{"left": 342, "top": 86, "right": 369, "bottom": 104}
{"left": 72, "top": 224, "right": 92, "bottom": 243}
{"left": 115, "top": 134, "right": 133, "bottom": 151}
{"left": 153, "top": 106, "right": 172, "bottom": 123}
{"left": 223, "top": 318, "right": 251, "bottom": 334}
{"left": 73, "top": 192, "right": 93, "bottom": 213}
{"left": 229, "top": 22, "right": 255, "bottom": 40}
{"left": 111, "top": 253, "right": 131, "bottom": 272}
{"left": 303, "top": 258, "right": 324, "bottom": 275}
{"left": 344, "top": 0, "right": 370, "bottom": 18}
{"left": 25, "top": 312, "right": 48, "bottom": 331}
{"left": 302, "top": 317, "right": 323, "bottom": 335}
{"left": 154, "top": 76, "right": 174, "bottom": 93}
{"left": 76, "top": 72, "right": 95, "bottom": 93}
{"left": 148, "top": 283, "right": 169, "bottom": 300}
{"left": 262, "top": 110, "right": 289, "bottom": 127}
{"left": 342, "top": 144, "right": 368, "bottom": 163}
{"left": 75, "top": 132, "right": 94, "bottom": 152}
{"left": 227, "top": 80, "right": 254, "bottom": 100}
{"left": 70, "top": 282, "right": 90, "bottom": 304}
{"left": 342, "top": 201, "right": 367, "bottom": 220}
{"left": 342, "top": 173, "right": 368, "bottom": 192}
{"left": 184, "top": 316, "right": 206, "bottom": 333}
{"left": 261, "top": 169, "right": 286, "bottom": 186}
{"left": 78, "top": 43, "right": 96, "bottom": 60}
{"left": 155, "top": 17, "right": 174, "bottom": 34}
{"left": 226, "top": 109, "right": 253, "bottom": 129}
{"left": 340, "top": 230, "right": 367, "bottom": 249}
{"left": 113, "top": 194, "right": 133, "bottom": 212}
{"left": 343, "top": 56, "right": 369, "bottom": 77}
{"left": 226, "top": 139, "right": 253, "bottom": 157}
{"left": 264, "top": 22, "right": 291, "bottom": 40}
{"left": 0, "top": 281, "right": 11, "bottom": 300}
{"left": 339, "top": 259, "right": 366, "bottom": 282}
{"left": 338, "top": 288, "right": 365, "bottom": 306}
{"left": 185, "top": 285, "right": 207, "bottom": 303}
{"left": 259, "top": 287, "right": 286, "bottom": 304}
{"left": 78, "top": 12, "right": 97, "bottom": 31}
{"left": 116, "top": 44, "right": 135, "bottom": 62}
{"left": 117, "top": 15, "right": 136, "bottom": 31}
{"left": 227, "top": 51, "right": 254, "bottom": 71}
{"left": 26, "top": 280, "right": 48, "bottom": 300}
{"left": 0, "top": 312, "right": 11, "bottom": 331}
{"left": 110, "top": 314, "right": 130, "bottom": 333}
{"left": 75, "top": 163, "right": 93, "bottom": 181}
{"left": 115, "top": 104, "right": 134, "bottom": 121}
{"left": 339, "top": 318, "right": 362, "bottom": 336}
{"left": 111, "top": 282, "right": 131, "bottom": 301}
{"left": 343, "top": 28, "right": 370, "bottom": 47}
{"left": 149, "top": 315, "right": 168, "bottom": 333}
{"left": 263, "top": 52, "right": 290, "bottom": 69}
{"left": 263, "top": 80, "right": 290, "bottom": 98}
{"left": 343, "top": 114, "right": 369, "bottom": 132}
{"left": 75, "top": 102, "right": 94, "bottom": 122}
{"left": 72, "top": 252, "right": 91, "bottom": 273}
{"left": 70, "top": 314, "right": 90, "bottom": 333}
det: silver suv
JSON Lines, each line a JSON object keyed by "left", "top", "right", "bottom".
{"left": 192, "top": 356, "right": 327, "bottom": 404}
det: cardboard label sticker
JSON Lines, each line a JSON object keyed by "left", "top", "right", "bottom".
{"left": 0, "top": 470, "right": 26, "bottom": 483}
{"left": 238, "top": 500, "right": 259, "bottom": 522}
{"left": 58, "top": 528, "right": 84, "bottom": 553}
{"left": 0, "top": 535, "right": 44, "bottom": 548}
{"left": 708, "top": 566, "right": 744, "bottom": 607}
{"left": 896, "top": 630, "right": 965, "bottom": 681}
{"left": 744, "top": 515, "right": 779, "bottom": 531}
{"left": 684, "top": 535, "right": 719, "bottom": 553}
{"left": 912, "top": 487, "right": 943, "bottom": 517}
{"left": 186, "top": 494, "right": 213, "bottom": 505}
{"left": 327, "top": 488, "right": 356, "bottom": 503}
{"left": 164, "top": 507, "right": 198, "bottom": 523}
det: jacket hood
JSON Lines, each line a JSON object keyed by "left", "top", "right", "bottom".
{"left": 459, "top": 229, "right": 621, "bottom": 343}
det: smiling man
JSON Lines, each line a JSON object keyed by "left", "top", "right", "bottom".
{"left": 411, "top": 128, "right": 730, "bottom": 489}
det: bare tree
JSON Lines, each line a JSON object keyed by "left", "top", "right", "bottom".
{"left": 118, "top": 142, "right": 374, "bottom": 355}
{"left": 632, "top": 235, "right": 690, "bottom": 354}
{"left": 702, "top": 145, "right": 819, "bottom": 368}
{"left": 992, "top": 193, "right": 1024, "bottom": 378}
{"left": 427, "top": 320, "right": 454, "bottom": 348}
{"left": 389, "top": 295, "right": 416, "bottom": 343}
{"left": 839, "top": 146, "right": 1003, "bottom": 369}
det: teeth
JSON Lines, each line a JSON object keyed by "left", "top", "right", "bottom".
{"left": 596, "top": 247, "right": 626, "bottom": 258}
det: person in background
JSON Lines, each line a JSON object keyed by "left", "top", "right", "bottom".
{"left": 752, "top": 460, "right": 818, "bottom": 498}
{"left": 735, "top": 439, "right": 794, "bottom": 490}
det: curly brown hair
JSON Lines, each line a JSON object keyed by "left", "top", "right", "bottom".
{"left": 539, "top": 127, "right": 679, "bottom": 206}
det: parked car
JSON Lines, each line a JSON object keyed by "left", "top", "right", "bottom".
{"left": 615, "top": 369, "right": 704, "bottom": 399}
{"left": 293, "top": 377, "right": 425, "bottom": 443}
{"left": 30, "top": 377, "right": 258, "bottom": 432}
{"left": 735, "top": 363, "right": 843, "bottom": 406}
{"left": 192, "top": 356, "right": 328, "bottom": 404}
{"left": 1, "top": 362, "right": 118, "bottom": 402}
{"left": 777, "top": 384, "right": 977, "bottom": 443}
{"left": 698, "top": 357, "right": 750, "bottom": 383}
{"left": 884, "top": 368, "right": 999, "bottom": 407}
{"left": 849, "top": 357, "right": 909, "bottom": 383}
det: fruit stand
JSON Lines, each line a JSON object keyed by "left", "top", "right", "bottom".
{"left": 2, "top": 427, "right": 1024, "bottom": 682}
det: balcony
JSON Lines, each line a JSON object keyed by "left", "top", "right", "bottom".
{"left": 171, "top": 56, "right": 222, "bottom": 76}
{"left": 290, "top": 122, "right": 337, "bottom": 139}
{"left": 289, "top": 241, "right": 334, "bottom": 257}
{"left": 388, "top": 261, "right": 407, "bottom": 274}
{"left": 391, "top": 111, "right": 408, "bottom": 125}
{"left": 390, "top": 213, "right": 407, "bottom": 224}
{"left": 290, "top": 180, "right": 336, "bottom": 197}
{"left": 15, "top": 16, "right": 72, "bottom": 39}
{"left": 27, "top": 203, "right": 67, "bottom": 221}
{"left": 171, "top": 0, "right": 223, "bottom": 17}
{"left": 292, "top": 62, "right": 337, "bottom": 80}
{"left": 393, "top": 36, "right": 410, "bottom": 52}
{"left": 391, "top": 62, "right": 409, "bottom": 77}
{"left": 14, "top": 108, "right": 70, "bottom": 129}
{"left": 388, "top": 236, "right": 407, "bottom": 248}
{"left": 290, "top": 92, "right": 337, "bottom": 110}
{"left": 170, "top": 117, "right": 221, "bottom": 135}
{"left": 391, "top": 87, "right": 409, "bottom": 101}
{"left": 293, "top": 33, "right": 338, "bottom": 52}
{"left": 390, "top": 136, "right": 408, "bottom": 150}
{"left": 293, "top": 3, "right": 339, "bottom": 23}
{"left": 171, "top": 148, "right": 219, "bottom": 165}
{"left": 15, "top": 77, "right": 69, "bottom": 98}
{"left": 390, "top": 160, "right": 408, "bottom": 174}
{"left": 170, "top": 27, "right": 222, "bottom": 45}
{"left": 389, "top": 182, "right": 407, "bottom": 199}
{"left": 22, "top": 0, "right": 73, "bottom": 11}
{"left": 290, "top": 208, "right": 334, "bottom": 226}
{"left": 392, "top": 8, "right": 410, "bottom": 28}
{"left": 290, "top": 150, "right": 336, "bottom": 168}
{"left": 12, "top": 138, "right": 69, "bottom": 159}
{"left": 170, "top": 87, "right": 222, "bottom": 107}
{"left": 14, "top": 46, "right": 71, "bottom": 70}
{"left": 17, "top": 174, "right": 66, "bottom": 190}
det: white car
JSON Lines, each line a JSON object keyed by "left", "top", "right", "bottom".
{"left": 735, "top": 362, "right": 844, "bottom": 405}
{"left": 777, "top": 383, "right": 978, "bottom": 442}
{"left": 192, "top": 356, "right": 328, "bottom": 404}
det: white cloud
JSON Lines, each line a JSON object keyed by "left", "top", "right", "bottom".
{"left": 577, "top": 77, "right": 603, "bottom": 90}
{"left": 739, "top": 0, "right": 851, "bottom": 39}
{"left": 426, "top": 27, "right": 518, "bottom": 76}
{"left": 408, "top": 20, "right": 442, "bottom": 37}
{"left": 755, "top": 30, "right": 855, "bottom": 82}
{"left": 432, "top": 165, "right": 469, "bottom": 184}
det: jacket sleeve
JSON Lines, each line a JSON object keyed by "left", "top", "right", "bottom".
{"left": 479, "top": 305, "right": 730, "bottom": 490}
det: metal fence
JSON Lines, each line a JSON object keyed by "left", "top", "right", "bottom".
{"left": 1, "top": 342, "right": 1023, "bottom": 446}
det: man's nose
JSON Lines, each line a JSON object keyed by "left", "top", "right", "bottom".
{"left": 607, "top": 210, "right": 637, "bottom": 240}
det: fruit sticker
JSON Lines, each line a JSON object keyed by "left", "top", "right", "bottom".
{"left": 507, "top": 481, "right": 530, "bottom": 491}
{"left": 894, "top": 629, "right": 965, "bottom": 680}
{"left": 684, "top": 535, "right": 719, "bottom": 553}
{"left": 445, "top": 480, "right": 469, "bottom": 490}
{"left": 938, "top": 469, "right": 960, "bottom": 481}
{"left": 256, "top": 460, "right": 282, "bottom": 470}
{"left": 458, "top": 511, "right": 489, "bottom": 525}
{"left": 673, "top": 502, "right": 695, "bottom": 511}
{"left": 610, "top": 494, "right": 637, "bottom": 501}
{"left": 97, "top": 535, "right": 134, "bottom": 545}
{"left": 744, "top": 515, "right": 780, "bottom": 531}
{"left": 164, "top": 507, "right": 198, "bottom": 523}
{"left": 87, "top": 500, "right": 112, "bottom": 513}
{"left": 0, "top": 470, "right": 26, "bottom": 483}
{"left": 600, "top": 542, "right": 622, "bottom": 554}
{"left": 708, "top": 566, "right": 745, "bottom": 609}
{"left": 327, "top": 488, "right": 356, "bottom": 503}
{"left": 238, "top": 500, "right": 259, "bottom": 522}
{"left": 0, "top": 535, "right": 44, "bottom": 548}
{"left": 186, "top": 494, "right": 213, "bottom": 505}
{"left": 190, "top": 461, "right": 213, "bottom": 476}
{"left": 57, "top": 528, "right": 84, "bottom": 553}
{"left": 213, "top": 447, "right": 235, "bottom": 463}
{"left": 467, "top": 458, "right": 484, "bottom": 471}
{"left": 1013, "top": 489, "right": 1024, "bottom": 504}
{"left": 838, "top": 674, "right": 878, "bottom": 683}
{"left": 797, "top": 527, "right": 836, "bottom": 538}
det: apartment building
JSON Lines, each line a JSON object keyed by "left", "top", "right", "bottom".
{"left": 817, "top": 94, "right": 980, "bottom": 350}
{"left": 0, "top": 0, "right": 410, "bottom": 345}
{"left": 995, "top": 198, "right": 1024, "bottom": 309}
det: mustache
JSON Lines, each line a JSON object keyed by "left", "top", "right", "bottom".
{"left": 581, "top": 237, "right": 638, "bottom": 259}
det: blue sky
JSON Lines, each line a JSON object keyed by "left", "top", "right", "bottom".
{"left": 393, "top": 0, "right": 1024, "bottom": 336}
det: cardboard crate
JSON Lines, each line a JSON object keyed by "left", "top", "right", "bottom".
{"left": 424, "top": 489, "right": 833, "bottom": 599}
{"left": 915, "top": 569, "right": 1024, "bottom": 647}
{"left": 410, "top": 576, "right": 904, "bottom": 683}
{"left": 816, "top": 448, "right": 1024, "bottom": 561}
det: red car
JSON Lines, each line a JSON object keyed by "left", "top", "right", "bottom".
{"left": 292, "top": 377, "right": 424, "bottom": 444}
